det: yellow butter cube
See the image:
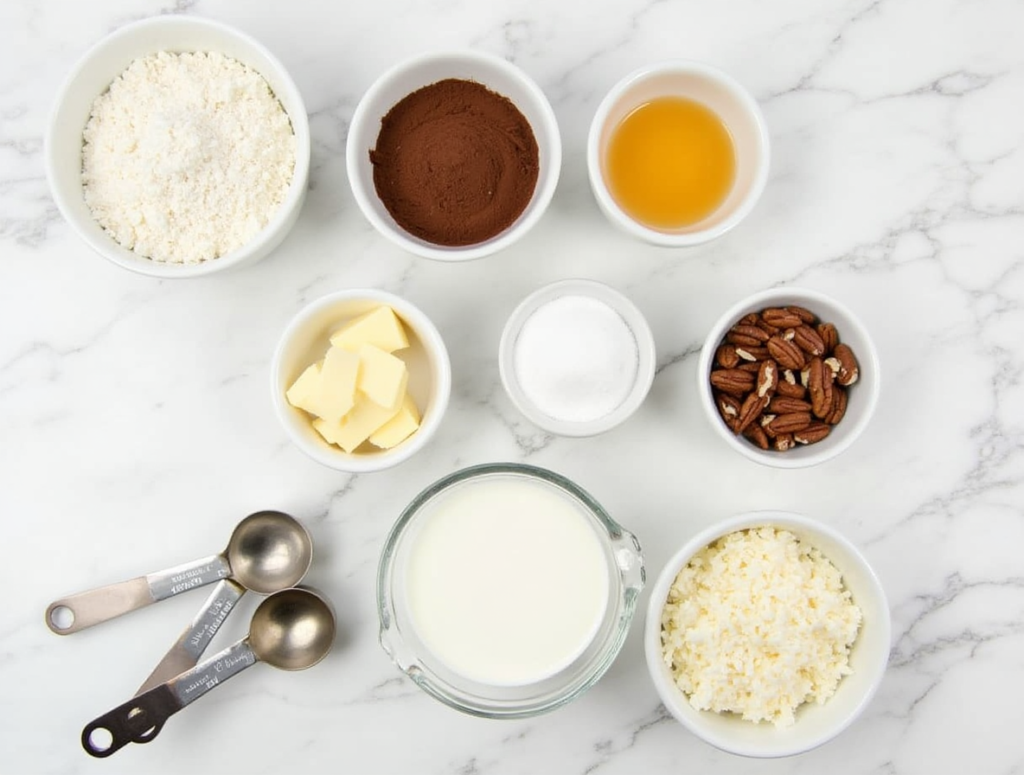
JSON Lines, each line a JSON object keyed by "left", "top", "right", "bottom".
{"left": 314, "top": 346, "right": 360, "bottom": 424}
{"left": 330, "top": 305, "right": 409, "bottom": 353}
{"left": 357, "top": 344, "right": 408, "bottom": 410}
{"left": 313, "top": 398, "right": 402, "bottom": 453}
{"left": 369, "top": 394, "right": 421, "bottom": 449}
{"left": 285, "top": 362, "right": 323, "bottom": 416}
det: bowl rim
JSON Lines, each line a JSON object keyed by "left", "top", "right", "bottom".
{"left": 586, "top": 59, "right": 770, "bottom": 247}
{"left": 644, "top": 510, "right": 891, "bottom": 757}
{"left": 270, "top": 288, "right": 452, "bottom": 473}
{"left": 44, "top": 14, "right": 311, "bottom": 278}
{"left": 697, "top": 286, "right": 881, "bottom": 468}
{"left": 498, "top": 278, "right": 657, "bottom": 436}
{"left": 345, "top": 48, "right": 562, "bottom": 262}
{"left": 376, "top": 462, "right": 645, "bottom": 718}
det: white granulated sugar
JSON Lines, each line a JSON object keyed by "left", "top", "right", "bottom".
{"left": 513, "top": 294, "right": 638, "bottom": 423}
{"left": 82, "top": 51, "right": 296, "bottom": 264}
{"left": 661, "top": 527, "right": 862, "bottom": 728}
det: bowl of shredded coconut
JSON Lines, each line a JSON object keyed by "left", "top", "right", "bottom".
{"left": 644, "top": 511, "right": 890, "bottom": 757}
{"left": 46, "top": 16, "right": 310, "bottom": 277}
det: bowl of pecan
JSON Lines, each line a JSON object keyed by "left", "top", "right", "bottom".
{"left": 698, "top": 288, "right": 880, "bottom": 468}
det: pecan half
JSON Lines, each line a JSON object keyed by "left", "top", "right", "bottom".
{"left": 762, "top": 308, "right": 804, "bottom": 328}
{"left": 768, "top": 395, "right": 812, "bottom": 414}
{"left": 755, "top": 317, "right": 781, "bottom": 336}
{"left": 735, "top": 345, "right": 769, "bottom": 361}
{"left": 743, "top": 423, "right": 770, "bottom": 450}
{"left": 716, "top": 392, "right": 741, "bottom": 426}
{"left": 791, "top": 325, "right": 826, "bottom": 356}
{"left": 825, "top": 385, "right": 848, "bottom": 425}
{"left": 786, "top": 305, "right": 817, "bottom": 324}
{"left": 760, "top": 414, "right": 778, "bottom": 438}
{"left": 756, "top": 359, "right": 778, "bottom": 398}
{"left": 738, "top": 312, "right": 760, "bottom": 326}
{"left": 776, "top": 379, "right": 807, "bottom": 399}
{"left": 773, "top": 433, "right": 796, "bottom": 451}
{"left": 794, "top": 422, "right": 831, "bottom": 444}
{"left": 737, "top": 361, "right": 763, "bottom": 373}
{"left": 715, "top": 344, "right": 740, "bottom": 369}
{"left": 710, "top": 368, "right": 755, "bottom": 396}
{"left": 807, "top": 357, "right": 834, "bottom": 418}
{"left": 726, "top": 325, "right": 769, "bottom": 347}
{"left": 765, "top": 412, "right": 813, "bottom": 434}
{"left": 833, "top": 343, "right": 860, "bottom": 386}
{"left": 817, "top": 322, "right": 839, "bottom": 353}
{"left": 767, "top": 336, "right": 805, "bottom": 371}
{"left": 735, "top": 393, "right": 768, "bottom": 434}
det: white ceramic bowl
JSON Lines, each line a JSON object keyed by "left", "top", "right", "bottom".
{"left": 587, "top": 61, "right": 769, "bottom": 246}
{"left": 644, "top": 511, "right": 891, "bottom": 758}
{"left": 45, "top": 16, "right": 311, "bottom": 278}
{"left": 271, "top": 290, "right": 451, "bottom": 472}
{"left": 498, "top": 279, "right": 656, "bottom": 437}
{"left": 346, "top": 50, "right": 561, "bottom": 261}
{"left": 698, "top": 287, "right": 880, "bottom": 468}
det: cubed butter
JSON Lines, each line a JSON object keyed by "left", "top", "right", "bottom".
{"left": 313, "top": 398, "right": 402, "bottom": 453}
{"left": 357, "top": 344, "right": 408, "bottom": 410}
{"left": 314, "top": 346, "right": 360, "bottom": 424}
{"left": 369, "top": 394, "right": 421, "bottom": 449}
{"left": 285, "top": 362, "right": 323, "bottom": 416}
{"left": 330, "top": 305, "right": 409, "bottom": 353}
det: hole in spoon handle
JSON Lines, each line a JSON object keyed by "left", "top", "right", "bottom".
{"left": 81, "top": 685, "right": 178, "bottom": 757}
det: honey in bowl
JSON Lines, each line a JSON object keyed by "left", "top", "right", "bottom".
{"left": 604, "top": 96, "right": 736, "bottom": 230}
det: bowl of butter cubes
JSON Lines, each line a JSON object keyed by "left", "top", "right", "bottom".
{"left": 271, "top": 289, "right": 452, "bottom": 472}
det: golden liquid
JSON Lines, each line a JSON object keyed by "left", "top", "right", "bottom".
{"left": 605, "top": 96, "right": 736, "bottom": 229}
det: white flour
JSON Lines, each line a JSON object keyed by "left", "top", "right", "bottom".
{"left": 82, "top": 51, "right": 295, "bottom": 264}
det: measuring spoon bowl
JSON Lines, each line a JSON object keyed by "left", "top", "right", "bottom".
{"left": 46, "top": 511, "right": 312, "bottom": 635}
{"left": 82, "top": 588, "right": 336, "bottom": 758}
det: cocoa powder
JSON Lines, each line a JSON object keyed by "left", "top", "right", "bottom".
{"left": 369, "top": 78, "right": 539, "bottom": 247}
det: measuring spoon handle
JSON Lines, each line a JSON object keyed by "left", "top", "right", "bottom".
{"left": 46, "top": 554, "right": 231, "bottom": 635}
{"left": 135, "top": 579, "right": 247, "bottom": 695}
{"left": 82, "top": 639, "right": 258, "bottom": 758}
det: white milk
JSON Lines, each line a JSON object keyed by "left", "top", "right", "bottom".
{"left": 403, "top": 475, "right": 611, "bottom": 686}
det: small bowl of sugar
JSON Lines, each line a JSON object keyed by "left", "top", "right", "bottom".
{"left": 499, "top": 279, "right": 656, "bottom": 437}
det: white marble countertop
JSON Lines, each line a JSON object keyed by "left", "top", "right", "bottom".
{"left": 3, "top": 0, "right": 1023, "bottom": 772}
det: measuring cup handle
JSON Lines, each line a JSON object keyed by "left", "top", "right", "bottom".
{"left": 45, "top": 554, "right": 230, "bottom": 635}
{"left": 81, "top": 685, "right": 180, "bottom": 757}
{"left": 135, "top": 579, "right": 247, "bottom": 695}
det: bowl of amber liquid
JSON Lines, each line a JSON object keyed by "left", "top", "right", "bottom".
{"left": 587, "top": 61, "right": 770, "bottom": 246}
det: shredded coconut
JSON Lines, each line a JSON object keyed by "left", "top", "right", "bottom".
{"left": 81, "top": 51, "right": 296, "bottom": 264}
{"left": 660, "top": 526, "right": 862, "bottom": 728}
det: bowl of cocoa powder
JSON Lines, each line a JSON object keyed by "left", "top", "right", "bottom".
{"left": 346, "top": 51, "right": 561, "bottom": 261}
{"left": 697, "top": 287, "right": 880, "bottom": 468}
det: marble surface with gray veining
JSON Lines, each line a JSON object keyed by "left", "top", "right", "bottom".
{"left": 2, "top": 0, "right": 1023, "bottom": 772}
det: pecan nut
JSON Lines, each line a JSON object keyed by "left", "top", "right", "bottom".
{"left": 773, "top": 433, "right": 796, "bottom": 451}
{"left": 765, "top": 412, "right": 813, "bottom": 434}
{"left": 825, "top": 384, "right": 847, "bottom": 425}
{"left": 807, "top": 357, "right": 834, "bottom": 418}
{"left": 817, "top": 322, "right": 839, "bottom": 353}
{"left": 786, "top": 305, "right": 817, "bottom": 324}
{"left": 791, "top": 325, "right": 826, "bottom": 356}
{"left": 833, "top": 343, "right": 860, "bottom": 386}
{"left": 762, "top": 308, "right": 804, "bottom": 328}
{"left": 767, "top": 336, "right": 806, "bottom": 371}
{"left": 715, "top": 343, "right": 740, "bottom": 369}
{"left": 776, "top": 379, "right": 806, "bottom": 399}
{"left": 768, "top": 395, "right": 812, "bottom": 414}
{"left": 710, "top": 368, "right": 755, "bottom": 396}
{"left": 743, "top": 423, "right": 770, "bottom": 450}
{"left": 716, "top": 392, "right": 741, "bottom": 428}
{"left": 756, "top": 359, "right": 778, "bottom": 399}
{"left": 735, "top": 345, "right": 769, "bottom": 362}
{"left": 735, "top": 393, "right": 768, "bottom": 434}
{"left": 726, "top": 325, "right": 770, "bottom": 348}
{"left": 794, "top": 422, "right": 831, "bottom": 444}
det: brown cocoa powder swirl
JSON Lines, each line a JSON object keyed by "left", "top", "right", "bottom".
{"left": 369, "top": 78, "right": 540, "bottom": 247}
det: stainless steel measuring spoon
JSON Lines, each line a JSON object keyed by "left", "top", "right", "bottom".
{"left": 82, "top": 587, "right": 336, "bottom": 758}
{"left": 45, "top": 511, "right": 313, "bottom": 635}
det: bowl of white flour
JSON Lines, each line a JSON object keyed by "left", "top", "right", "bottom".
{"left": 46, "top": 15, "right": 310, "bottom": 277}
